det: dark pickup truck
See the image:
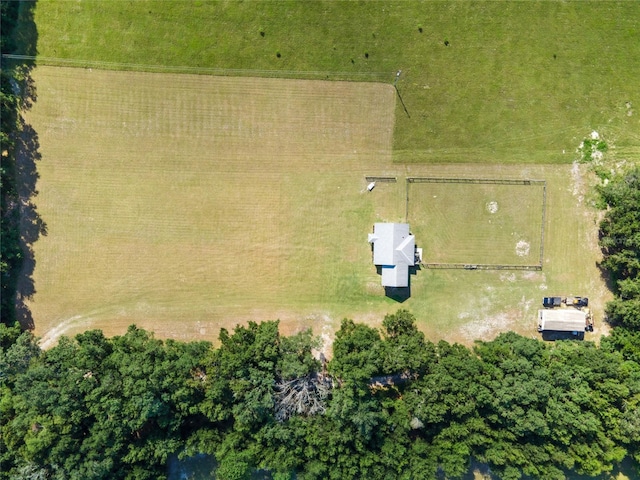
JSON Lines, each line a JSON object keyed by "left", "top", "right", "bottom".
{"left": 543, "top": 297, "right": 562, "bottom": 308}
{"left": 543, "top": 296, "right": 589, "bottom": 308}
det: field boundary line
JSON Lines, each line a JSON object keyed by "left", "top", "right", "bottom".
{"left": 1, "top": 54, "right": 392, "bottom": 81}
{"left": 422, "top": 263, "right": 542, "bottom": 271}
{"left": 406, "top": 177, "right": 547, "bottom": 269}
{"left": 406, "top": 177, "right": 546, "bottom": 185}
{"left": 365, "top": 176, "right": 397, "bottom": 183}
{"left": 539, "top": 182, "right": 547, "bottom": 266}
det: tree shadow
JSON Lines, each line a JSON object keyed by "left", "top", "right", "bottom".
{"left": 14, "top": 120, "right": 46, "bottom": 330}
{"left": 596, "top": 259, "right": 617, "bottom": 296}
{"left": 11, "top": 2, "right": 38, "bottom": 55}
{"left": 2, "top": 1, "right": 41, "bottom": 329}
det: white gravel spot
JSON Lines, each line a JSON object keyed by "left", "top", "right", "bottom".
{"left": 461, "top": 313, "right": 512, "bottom": 341}
{"left": 486, "top": 201, "right": 499, "bottom": 214}
{"left": 516, "top": 240, "right": 530, "bottom": 257}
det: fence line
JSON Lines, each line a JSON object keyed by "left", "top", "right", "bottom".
{"left": 422, "top": 263, "right": 542, "bottom": 271}
{"left": 406, "top": 177, "right": 548, "bottom": 269}
{"left": 405, "top": 180, "right": 410, "bottom": 222}
{"left": 406, "top": 177, "right": 546, "bottom": 185}
{"left": 365, "top": 176, "right": 397, "bottom": 183}
{"left": 1, "top": 54, "right": 392, "bottom": 81}
{"left": 539, "top": 183, "right": 547, "bottom": 266}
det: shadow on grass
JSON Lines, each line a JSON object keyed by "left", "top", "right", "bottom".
{"left": 597, "top": 259, "right": 617, "bottom": 296}
{"left": 394, "top": 85, "right": 410, "bottom": 118}
{"left": 15, "top": 120, "right": 46, "bottom": 330}
{"left": 541, "top": 331, "right": 585, "bottom": 341}
{"left": 383, "top": 265, "right": 420, "bottom": 303}
{"left": 1, "top": 1, "right": 42, "bottom": 329}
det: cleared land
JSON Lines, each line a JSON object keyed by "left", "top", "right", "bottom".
{"left": 29, "top": 1, "right": 640, "bottom": 164}
{"left": 408, "top": 181, "right": 544, "bottom": 266}
{"left": 16, "top": 0, "right": 637, "bottom": 348}
{"left": 25, "top": 67, "right": 611, "bottom": 348}
{"left": 26, "top": 67, "right": 398, "bottom": 346}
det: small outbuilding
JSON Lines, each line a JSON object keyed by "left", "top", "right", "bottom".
{"left": 368, "top": 223, "right": 416, "bottom": 287}
{"left": 537, "top": 309, "right": 589, "bottom": 333}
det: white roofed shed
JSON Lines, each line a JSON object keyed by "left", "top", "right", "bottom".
{"left": 538, "top": 309, "right": 588, "bottom": 332}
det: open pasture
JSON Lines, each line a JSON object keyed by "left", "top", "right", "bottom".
{"left": 30, "top": 1, "right": 640, "bottom": 166}
{"left": 24, "top": 67, "right": 611, "bottom": 348}
{"left": 26, "top": 66, "right": 400, "bottom": 346}
{"left": 407, "top": 180, "right": 545, "bottom": 266}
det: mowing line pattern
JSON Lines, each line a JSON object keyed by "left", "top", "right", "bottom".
{"left": 23, "top": 66, "right": 612, "bottom": 347}
{"left": 26, "top": 66, "right": 396, "bottom": 343}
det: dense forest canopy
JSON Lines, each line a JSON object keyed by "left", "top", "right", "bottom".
{"left": 1, "top": 309, "right": 639, "bottom": 479}
{"left": 1, "top": 0, "right": 23, "bottom": 326}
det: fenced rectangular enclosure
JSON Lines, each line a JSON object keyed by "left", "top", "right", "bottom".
{"left": 406, "top": 178, "right": 546, "bottom": 269}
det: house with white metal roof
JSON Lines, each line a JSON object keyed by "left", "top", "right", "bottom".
{"left": 367, "top": 223, "right": 416, "bottom": 287}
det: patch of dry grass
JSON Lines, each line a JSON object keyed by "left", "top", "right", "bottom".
{"left": 27, "top": 66, "right": 396, "bottom": 345}
{"left": 26, "top": 67, "right": 611, "bottom": 349}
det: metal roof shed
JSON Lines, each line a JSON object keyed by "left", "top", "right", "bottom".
{"left": 538, "top": 309, "right": 587, "bottom": 332}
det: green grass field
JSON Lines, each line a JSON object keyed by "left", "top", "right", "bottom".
{"left": 25, "top": 67, "right": 611, "bottom": 349}
{"left": 408, "top": 181, "right": 545, "bottom": 265}
{"left": 29, "top": 1, "right": 640, "bottom": 166}
{"left": 14, "top": 0, "right": 638, "bottom": 347}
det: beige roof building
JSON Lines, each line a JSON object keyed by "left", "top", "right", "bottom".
{"left": 537, "top": 309, "right": 588, "bottom": 332}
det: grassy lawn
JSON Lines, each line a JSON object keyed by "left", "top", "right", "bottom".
{"left": 398, "top": 162, "right": 613, "bottom": 345}
{"left": 408, "top": 181, "right": 545, "bottom": 265}
{"left": 14, "top": 0, "right": 638, "bottom": 347}
{"left": 25, "top": 67, "right": 398, "bottom": 346}
{"left": 31, "top": 1, "right": 640, "bottom": 165}
{"left": 25, "top": 67, "right": 611, "bottom": 348}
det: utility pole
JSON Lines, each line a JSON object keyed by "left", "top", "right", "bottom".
{"left": 394, "top": 70, "right": 402, "bottom": 88}
{"left": 393, "top": 70, "right": 410, "bottom": 118}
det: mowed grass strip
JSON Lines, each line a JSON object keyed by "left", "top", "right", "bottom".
{"left": 409, "top": 182, "right": 544, "bottom": 265}
{"left": 26, "top": 67, "right": 611, "bottom": 348}
{"left": 31, "top": 1, "right": 640, "bottom": 164}
{"left": 27, "top": 66, "right": 396, "bottom": 344}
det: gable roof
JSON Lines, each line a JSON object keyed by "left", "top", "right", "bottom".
{"left": 370, "top": 223, "right": 415, "bottom": 267}
{"left": 368, "top": 223, "right": 415, "bottom": 287}
{"left": 381, "top": 264, "right": 409, "bottom": 287}
{"left": 538, "top": 309, "right": 587, "bottom": 332}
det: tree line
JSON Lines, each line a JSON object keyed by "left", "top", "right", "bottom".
{"left": 1, "top": 0, "right": 40, "bottom": 330}
{"left": 1, "top": 0, "right": 24, "bottom": 325}
{"left": 1, "top": 305, "right": 639, "bottom": 479}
